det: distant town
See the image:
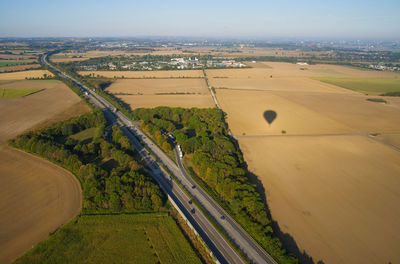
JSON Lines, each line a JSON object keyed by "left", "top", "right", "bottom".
{"left": 78, "top": 57, "right": 246, "bottom": 71}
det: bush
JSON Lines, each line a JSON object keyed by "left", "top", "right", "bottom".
{"left": 366, "top": 98, "right": 387, "bottom": 103}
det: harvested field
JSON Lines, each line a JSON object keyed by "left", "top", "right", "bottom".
{"left": 0, "top": 145, "right": 81, "bottom": 264}
{"left": 219, "top": 89, "right": 400, "bottom": 136}
{"left": 214, "top": 61, "right": 400, "bottom": 264}
{"left": 0, "top": 70, "right": 53, "bottom": 80}
{"left": 238, "top": 135, "right": 400, "bottom": 264}
{"left": 207, "top": 67, "right": 275, "bottom": 79}
{"left": 212, "top": 77, "right": 353, "bottom": 94}
{"left": 374, "top": 133, "right": 400, "bottom": 149}
{"left": 146, "top": 49, "right": 184, "bottom": 55}
{"left": 0, "top": 54, "right": 37, "bottom": 60}
{"left": 0, "top": 63, "right": 41, "bottom": 73}
{"left": 206, "top": 62, "right": 399, "bottom": 79}
{"left": 274, "top": 91, "right": 400, "bottom": 133}
{"left": 0, "top": 80, "right": 89, "bottom": 143}
{"left": 50, "top": 51, "right": 120, "bottom": 62}
{"left": 245, "top": 62, "right": 272, "bottom": 68}
{"left": 106, "top": 78, "right": 208, "bottom": 95}
{"left": 106, "top": 78, "right": 214, "bottom": 109}
{"left": 79, "top": 70, "right": 203, "bottom": 78}
{"left": 50, "top": 56, "right": 90, "bottom": 63}
{"left": 383, "top": 96, "right": 400, "bottom": 110}
{"left": 51, "top": 50, "right": 185, "bottom": 62}
{"left": 217, "top": 89, "right": 351, "bottom": 136}
{"left": 30, "top": 101, "right": 90, "bottom": 131}
{"left": 0, "top": 79, "right": 88, "bottom": 263}
{"left": 117, "top": 94, "right": 214, "bottom": 109}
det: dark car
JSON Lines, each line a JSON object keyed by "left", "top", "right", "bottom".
{"left": 191, "top": 208, "right": 195, "bottom": 214}
{"left": 191, "top": 185, "right": 196, "bottom": 189}
{"left": 220, "top": 215, "right": 225, "bottom": 220}
{"left": 188, "top": 200, "right": 192, "bottom": 204}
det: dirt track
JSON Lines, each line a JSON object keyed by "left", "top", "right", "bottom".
{"left": 0, "top": 146, "right": 82, "bottom": 264}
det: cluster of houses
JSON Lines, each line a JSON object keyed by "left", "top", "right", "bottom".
{"left": 369, "top": 64, "right": 400, "bottom": 71}
{"left": 169, "top": 57, "right": 202, "bottom": 69}
{"left": 206, "top": 60, "right": 245, "bottom": 68}
{"left": 78, "top": 57, "right": 247, "bottom": 71}
{"left": 79, "top": 65, "right": 97, "bottom": 70}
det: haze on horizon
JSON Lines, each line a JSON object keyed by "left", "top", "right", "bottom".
{"left": 1, "top": 0, "right": 400, "bottom": 40}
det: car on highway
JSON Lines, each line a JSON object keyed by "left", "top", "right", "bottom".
{"left": 221, "top": 215, "right": 225, "bottom": 220}
{"left": 188, "top": 200, "right": 192, "bottom": 204}
{"left": 192, "top": 185, "right": 196, "bottom": 189}
{"left": 191, "top": 208, "right": 195, "bottom": 214}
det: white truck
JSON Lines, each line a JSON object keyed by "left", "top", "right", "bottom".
{"left": 177, "top": 144, "right": 183, "bottom": 159}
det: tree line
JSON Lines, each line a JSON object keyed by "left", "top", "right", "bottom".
{"left": 132, "top": 107, "right": 297, "bottom": 264}
{"left": 9, "top": 110, "right": 165, "bottom": 214}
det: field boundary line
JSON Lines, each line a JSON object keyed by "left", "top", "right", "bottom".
{"left": 235, "top": 132, "right": 367, "bottom": 138}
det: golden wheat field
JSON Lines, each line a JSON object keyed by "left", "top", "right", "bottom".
{"left": 214, "top": 62, "right": 400, "bottom": 264}
{"left": 0, "top": 63, "right": 41, "bottom": 73}
{"left": 50, "top": 50, "right": 129, "bottom": 62}
{"left": 0, "top": 54, "right": 37, "bottom": 60}
{"left": 106, "top": 78, "right": 209, "bottom": 95}
{"left": 117, "top": 94, "right": 215, "bottom": 109}
{"left": 0, "top": 70, "right": 53, "bottom": 80}
{"left": 106, "top": 78, "right": 214, "bottom": 109}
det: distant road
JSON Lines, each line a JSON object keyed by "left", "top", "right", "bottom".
{"left": 41, "top": 53, "right": 247, "bottom": 264}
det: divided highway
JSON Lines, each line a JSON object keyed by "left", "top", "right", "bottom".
{"left": 42, "top": 53, "right": 277, "bottom": 264}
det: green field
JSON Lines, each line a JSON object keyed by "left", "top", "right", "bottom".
{"left": 1, "top": 88, "right": 44, "bottom": 98}
{"left": 0, "top": 61, "right": 28, "bottom": 67}
{"left": 312, "top": 77, "right": 400, "bottom": 95}
{"left": 13, "top": 214, "right": 201, "bottom": 264}
{"left": 70, "top": 127, "right": 101, "bottom": 141}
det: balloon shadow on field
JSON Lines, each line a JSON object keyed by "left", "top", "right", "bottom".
{"left": 246, "top": 171, "right": 325, "bottom": 264}
{"left": 263, "top": 110, "right": 277, "bottom": 126}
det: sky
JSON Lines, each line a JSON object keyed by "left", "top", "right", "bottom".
{"left": 1, "top": 0, "right": 400, "bottom": 40}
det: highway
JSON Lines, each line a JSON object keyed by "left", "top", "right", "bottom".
{"left": 41, "top": 53, "right": 246, "bottom": 264}
{"left": 42, "top": 53, "right": 277, "bottom": 264}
